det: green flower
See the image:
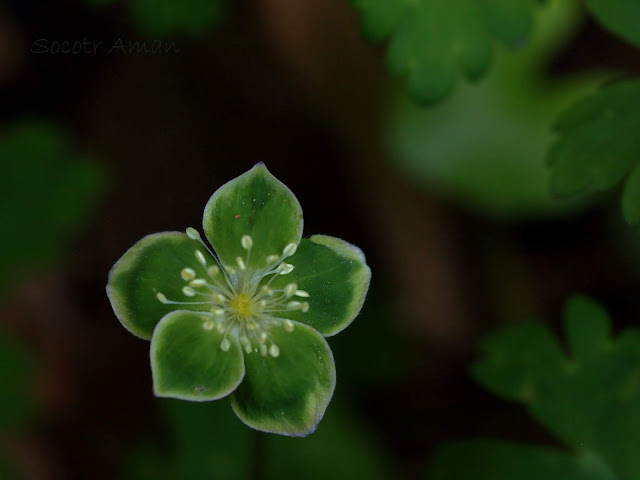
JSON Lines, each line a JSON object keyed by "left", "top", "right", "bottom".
{"left": 106, "top": 164, "right": 371, "bottom": 436}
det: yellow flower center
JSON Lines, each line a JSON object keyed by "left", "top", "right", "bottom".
{"left": 231, "top": 293, "right": 252, "bottom": 319}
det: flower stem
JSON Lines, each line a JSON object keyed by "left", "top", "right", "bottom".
{"left": 248, "top": 429, "right": 268, "bottom": 480}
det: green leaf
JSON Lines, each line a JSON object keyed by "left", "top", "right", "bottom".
{"left": 0, "top": 120, "right": 103, "bottom": 296}
{"left": 130, "top": 0, "right": 226, "bottom": 37}
{"left": 202, "top": 163, "right": 303, "bottom": 270}
{"left": 386, "top": 0, "right": 607, "bottom": 219}
{"left": 471, "top": 295, "right": 640, "bottom": 479}
{"left": 268, "top": 235, "right": 371, "bottom": 337}
{"left": 231, "top": 320, "right": 335, "bottom": 436}
{"left": 107, "top": 232, "right": 215, "bottom": 340}
{"left": 150, "top": 311, "right": 245, "bottom": 401}
{"left": 547, "top": 78, "right": 640, "bottom": 223}
{"left": 352, "top": 0, "right": 541, "bottom": 104}
{"left": 426, "top": 441, "right": 609, "bottom": 480}
{"left": 584, "top": 0, "right": 640, "bottom": 48}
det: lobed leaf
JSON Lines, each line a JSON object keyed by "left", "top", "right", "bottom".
{"left": 584, "top": 0, "right": 640, "bottom": 49}
{"left": 352, "top": 0, "right": 541, "bottom": 104}
{"left": 547, "top": 78, "right": 640, "bottom": 224}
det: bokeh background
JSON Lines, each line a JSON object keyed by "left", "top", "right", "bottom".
{"left": 2, "top": 0, "right": 640, "bottom": 479}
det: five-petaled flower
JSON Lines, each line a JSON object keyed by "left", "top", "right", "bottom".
{"left": 106, "top": 164, "right": 371, "bottom": 436}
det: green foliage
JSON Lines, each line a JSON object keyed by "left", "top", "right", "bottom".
{"left": 130, "top": 0, "right": 226, "bottom": 37}
{"left": 584, "top": 0, "right": 640, "bottom": 48}
{"left": 125, "top": 398, "right": 391, "bottom": 480}
{"left": 0, "top": 333, "right": 37, "bottom": 479}
{"left": 386, "top": 1, "right": 605, "bottom": 219}
{"left": 0, "top": 120, "right": 103, "bottom": 296}
{"left": 107, "top": 164, "right": 371, "bottom": 436}
{"left": 352, "top": 0, "right": 542, "bottom": 104}
{"left": 547, "top": 79, "right": 640, "bottom": 224}
{"left": 87, "top": 0, "right": 225, "bottom": 37}
{"left": 426, "top": 296, "right": 640, "bottom": 479}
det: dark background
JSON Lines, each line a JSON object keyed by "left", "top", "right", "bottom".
{"left": 1, "top": 0, "right": 640, "bottom": 479}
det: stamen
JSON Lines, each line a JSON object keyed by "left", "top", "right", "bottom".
{"left": 278, "top": 263, "right": 294, "bottom": 275}
{"left": 157, "top": 293, "right": 168, "bottom": 304}
{"left": 208, "top": 265, "right": 219, "bottom": 277}
{"left": 284, "top": 283, "right": 297, "bottom": 297}
{"left": 212, "top": 308, "right": 226, "bottom": 316}
{"left": 202, "top": 320, "right": 215, "bottom": 330}
{"left": 283, "top": 320, "right": 295, "bottom": 332}
{"left": 259, "top": 331, "right": 268, "bottom": 343}
{"left": 225, "top": 266, "right": 236, "bottom": 275}
{"left": 287, "top": 301, "right": 301, "bottom": 310}
{"left": 220, "top": 338, "right": 231, "bottom": 352}
{"left": 283, "top": 243, "right": 297, "bottom": 257}
{"left": 241, "top": 235, "right": 253, "bottom": 250}
{"left": 183, "top": 286, "right": 196, "bottom": 297}
{"left": 195, "top": 250, "right": 207, "bottom": 266}
{"left": 236, "top": 257, "right": 246, "bottom": 270}
{"left": 260, "top": 344, "right": 268, "bottom": 357}
{"left": 216, "top": 321, "right": 225, "bottom": 333}
{"left": 189, "top": 279, "right": 207, "bottom": 288}
{"left": 181, "top": 268, "right": 196, "bottom": 281}
{"left": 269, "top": 344, "right": 280, "bottom": 358}
{"left": 186, "top": 227, "right": 201, "bottom": 240}
{"left": 262, "top": 286, "right": 274, "bottom": 296}
{"left": 213, "top": 293, "right": 226, "bottom": 303}
{"left": 265, "top": 254, "right": 279, "bottom": 264}
{"left": 294, "top": 290, "right": 310, "bottom": 298}
{"left": 301, "top": 302, "right": 309, "bottom": 313}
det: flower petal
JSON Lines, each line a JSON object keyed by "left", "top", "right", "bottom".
{"left": 107, "top": 232, "right": 216, "bottom": 340}
{"left": 202, "top": 163, "right": 303, "bottom": 269}
{"left": 230, "top": 321, "right": 335, "bottom": 436}
{"left": 150, "top": 311, "right": 245, "bottom": 401}
{"left": 268, "top": 235, "right": 371, "bottom": 336}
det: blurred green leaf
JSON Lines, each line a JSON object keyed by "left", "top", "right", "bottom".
{"left": 352, "top": 0, "right": 542, "bottom": 104}
{"left": 130, "top": 0, "right": 225, "bottom": 37}
{"left": 584, "top": 0, "right": 640, "bottom": 48}
{"left": 386, "top": 0, "right": 607, "bottom": 219}
{"left": 547, "top": 79, "right": 640, "bottom": 225}
{"left": 0, "top": 333, "right": 36, "bottom": 431}
{"left": 126, "top": 396, "right": 392, "bottom": 480}
{"left": 0, "top": 120, "right": 103, "bottom": 296}
{"left": 461, "top": 295, "right": 640, "bottom": 479}
{"left": 427, "top": 441, "right": 612, "bottom": 480}
{"left": 0, "top": 332, "right": 37, "bottom": 480}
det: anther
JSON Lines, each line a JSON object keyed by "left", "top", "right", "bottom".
{"left": 216, "top": 322, "right": 225, "bottom": 334}
{"left": 202, "top": 320, "right": 215, "bottom": 330}
{"left": 220, "top": 338, "right": 231, "bottom": 352}
{"left": 265, "top": 254, "right": 279, "bottom": 264}
{"left": 301, "top": 302, "right": 309, "bottom": 313}
{"left": 269, "top": 344, "right": 280, "bottom": 358}
{"left": 208, "top": 265, "right": 219, "bottom": 277}
{"left": 283, "top": 320, "right": 295, "bottom": 332}
{"left": 236, "top": 257, "right": 246, "bottom": 270}
{"left": 241, "top": 235, "right": 253, "bottom": 250}
{"left": 287, "top": 301, "right": 301, "bottom": 310}
{"left": 183, "top": 286, "right": 196, "bottom": 297}
{"left": 213, "top": 308, "right": 225, "bottom": 316}
{"left": 259, "top": 331, "right": 268, "bottom": 344}
{"left": 157, "top": 293, "right": 168, "bottom": 304}
{"left": 225, "top": 266, "right": 236, "bottom": 275}
{"left": 284, "top": 283, "right": 297, "bottom": 297}
{"left": 283, "top": 243, "right": 297, "bottom": 257}
{"left": 186, "top": 227, "right": 201, "bottom": 240}
{"left": 181, "top": 268, "right": 196, "bottom": 281}
{"left": 294, "top": 290, "right": 310, "bottom": 298}
{"left": 278, "top": 263, "right": 294, "bottom": 275}
{"left": 260, "top": 344, "right": 268, "bottom": 357}
{"left": 195, "top": 250, "right": 207, "bottom": 266}
{"left": 259, "top": 300, "right": 268, "bottom": 308}
{"left": 213, "top": 293, "right": 226, "bottom": 303}
{"left": 189, "top": 279, "right": 207, "bottom": 287}
{"left": 262, "top": 286, "right": 274, "bottom": 296}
